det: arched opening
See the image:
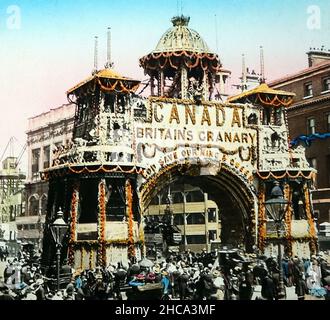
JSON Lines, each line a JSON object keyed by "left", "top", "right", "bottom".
{"left": 141, "top": 163, "right": 256, "bottom": 252}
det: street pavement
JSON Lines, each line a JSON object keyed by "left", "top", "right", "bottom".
{"left": 0, "top": 260, "right": 325, "bottom": 300}
{"left": 252, "top": 284, "right": 297, "bottom": 300}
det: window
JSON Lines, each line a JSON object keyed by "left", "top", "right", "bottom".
{"left": 322, "top": 77, "right": 330, "bottom": 92}
{"left": 208, "top": 230, "right": 217, "bottom": 242}
{"left": 186, "top": 235, "right": 206, "bottom": 244}
{"left": 273, "top": 108, "right": 282, "bottom": 126}
{"left": 308, "top": 158, "right": 317, "bottom": 169}
{"left": 186, "top": 190, "right": 204, "bottom": 203}
{"left": 304, "top": 83, "right": 313, "bottom": 97}
{"left": 43, "top": 146, "right": 50, "bottom": 169}
{"left": 327, "top": 114, "right": 330, "bottom": 132}
{"left": 173, "top": 214, "right": 184, "bottom": 225}
{"left": 187, "top": 213, "right": 205, "bottom": 225}
{"left": 173, "top": 192, "right": 184, "bottom": 204}
{"left": 31, "top": 149, "right": 40, "bottom": 174}
{"left": 307, "top": 118, "right": 316, "bottom": 135}
{"left": 208, "top": 208, "right": 217, "bottom": 223}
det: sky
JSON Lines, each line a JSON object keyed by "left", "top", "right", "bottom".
{"left": 0, "top": 0, "right": 329, "bottom": 170}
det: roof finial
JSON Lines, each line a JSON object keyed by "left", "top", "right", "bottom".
{"left": 92, "top": 36, "right": 98, "bottom": 75}
{"left": 171, "top": 15, "right": 190, "bottom": 26}
{"left": 105, "top": 27, "right": 114, "bottom": 69}
{"left": 260, "top": 46, "right": 265, "bottom": 83}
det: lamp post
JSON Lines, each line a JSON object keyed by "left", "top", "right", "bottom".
{"left": 50, "top": 208, "right": 69, "bottom": 291}
{"left": 264, "top": 181, "right": 288, "bottom": 299}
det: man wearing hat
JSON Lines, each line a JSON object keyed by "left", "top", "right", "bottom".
{"left": 33, "top": 278, "right": 46, "bottom": 300}
{"left": 0, "top": 282, "right": 14, "bottom": 300}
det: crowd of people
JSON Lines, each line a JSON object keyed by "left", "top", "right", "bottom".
{"left": 0, "top": 246, "right": 329, "bottom": 301}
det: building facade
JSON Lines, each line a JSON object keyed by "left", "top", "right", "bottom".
{"left": 0, "top": 157, "right": 26, "bottom": 255}
{"left": 145, "top": 184, "right": 220, "bottom": 253}
{"left": 269, "top": 49, "right": 330, "bottom": 225}
{"left": 16, "top": 104, "right": 75, "bottom": 246}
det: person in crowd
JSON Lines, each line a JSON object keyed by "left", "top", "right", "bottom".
{"left": 295, "top": 272, "right": 307, "bottom": 300}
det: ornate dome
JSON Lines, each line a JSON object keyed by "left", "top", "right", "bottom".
{"left": 153, "top": 16, "right": 212, "bottom": 54}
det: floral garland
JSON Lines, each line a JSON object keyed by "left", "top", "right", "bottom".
{"left": 140, "top": 51, "right": 222, "bottom": 73}
{"left": 126, "top": 179, "right": 136, "bottom": 260}
{"left": 98, "top": 180, "right": 106, "bottom": 267}
{"left": 257, "top": 170, "right": 314, "bottom": 180}
{"left": 303, "top": 183, "right": 317, "bottom": 254}
{"left": 96, "top": 78, "right": 140, "bottom": 94}
{"left": 257, "top": 93, "right": 293, "bottom": 107}
{"left": 257, "top": 183, "right": 267, "bottom": 252}
{"left": 284, "top": 183, "right": 293, "bottom": 257}
{"left": 68, "top": 165, "right": 144, "bottom": 175}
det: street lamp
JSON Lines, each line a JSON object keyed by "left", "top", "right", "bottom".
{"left": 265, "top": 181, "right": 288, "bottom": 299}
{"left": 50, "top": 208, "right": 69, "bottom": 291}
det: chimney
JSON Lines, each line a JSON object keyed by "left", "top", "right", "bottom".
{"left": 307, "top": 47, "right": 330, "bottom": 67}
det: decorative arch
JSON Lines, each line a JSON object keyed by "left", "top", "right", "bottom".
{"left": 139, "top": 161, "right": 257, "bottom": 251}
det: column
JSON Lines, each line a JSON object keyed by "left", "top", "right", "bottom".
{"left": 257, "top": 182, "right": 267, "bottom": 253}
{"left": 204, "top": 193, "right": 209, "bottom": 250}
{"left": 216, "top": 207, "right": 220, "bottom": 242}
{"left": 183, "top": 190, "right": 187, "bottom": 250}
{"left": 98, "top": 179, "right": 106, "bottom": 267}
{"left": 68, "top": 181, "right": 79, "bottom": 265}
{"left": 159, "top": 71, "right": 165, "bottom": 96}
{"left": 303, "top": 183, "right": 318, "bottom": 254}
{"left": 218, "top": 72, "right": 225, "bottom": 95}
{"left": 284, "top": 183, "right": 293, "bottom": 257}
{"left": 126, "top": 179, "right": 136, "bottom": 261}
{"left": 150, "top": 76, "right": 155, "bottom": 96}
{"left": 181, "top": 66, "right": 188, "bottom": 99}
{"left": 202, "top": 71, "right": 209, "bottom": 101}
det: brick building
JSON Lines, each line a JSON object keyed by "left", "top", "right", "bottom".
{"left": 16, "top": 104, "right": 75, "bottom": 246}
{"left": 269, "top": 49, "right": 330, "bottom": 225}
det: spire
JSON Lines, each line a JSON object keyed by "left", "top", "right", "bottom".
{"left": 242, "top": 54, "right": 247, "bottom": 92}
{"left": 92, "top": 36, "right": 98, "bottom": 75}
{"left": 105, "top": 27, "right": 114, "bottom": 69}
{"left": 215, "top": 14, "right": 219, "bottom": 55}
{"left": 260, "top": 46, "right": 265, "bottom": 83}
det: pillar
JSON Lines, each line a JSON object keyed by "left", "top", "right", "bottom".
{"left": 204, "top": 193, "right": 209, "bottom": 250}
{"left": 257, "top": 182, "right": 267, "bottom": 253}
{"left": 68, "top": 181, "right": 79, "bottom": 265}
{"left": 159, "top": 71, "right": 165, "bottom": 97}
{"left": 97, "top": 179, "right": 106, "bottom": 267}
{"left": 181, "top": 66, "right": 188, "bottom": 99}
{"left": 303, "top": 183, "right": 318, "bottom": 254}
{"left": 126, "top": 179, "right": 136, "bottom": 261}
{"left": 150, "top": 76, "right": 155, "bottom": 96}
{"left": 183, "top": 190, "right": 187, "bottom": 250}
{"left": 202, "top": 71, "right": 209, "bottom": 101}
{"left": 283, "top": 183, "right": 293, "bottom": 257}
